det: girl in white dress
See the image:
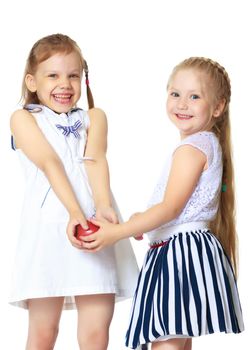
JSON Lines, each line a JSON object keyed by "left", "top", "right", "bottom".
{"left": 82, "top": 57, "right": 244, "bottom": 349}
{"left": 10, "top": 33, "right": 138, "bottom": 350}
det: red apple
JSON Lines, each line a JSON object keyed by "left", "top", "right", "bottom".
{"left": 76, "top": 220, "right": 99, "bottom": 240}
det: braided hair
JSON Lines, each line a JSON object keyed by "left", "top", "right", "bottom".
{"left": 168, "top": 57, "right": 237, "bottom": 274}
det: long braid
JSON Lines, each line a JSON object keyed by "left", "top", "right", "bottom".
{"left": 169, "top": 57, "right": 237, "bottom": 274}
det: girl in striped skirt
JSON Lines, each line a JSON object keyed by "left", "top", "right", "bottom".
{"left": 82, "top": 57, "right": 244, "bottom": 349}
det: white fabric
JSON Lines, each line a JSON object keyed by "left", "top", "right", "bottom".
{"left": 147, "top": 131, "right": 222, "bottom": 237}
{"left": 9, "top": 105, "right": 139, "bottom": 309}
{"left": 149, "top": 221, "right": 209, "bottom": 243}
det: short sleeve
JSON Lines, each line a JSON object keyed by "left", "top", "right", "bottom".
{"left": 175, "top": 132, "right": 214, "bottom": 166}
{"left": 83, "top": 112, "right": 90, "bottom": 130}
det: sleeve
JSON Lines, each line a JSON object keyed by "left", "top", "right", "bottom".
{"left": 175, "top": 132, "right": 214, "bottom": 166}
{"left": 83, "top": 110, "right": 90, "bottom": 130}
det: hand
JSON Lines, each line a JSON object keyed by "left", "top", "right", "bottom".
{"left": 95, "top": 206, "right": 119, "bottom": 224}
{"left": 80, "top": 218, "right": 122, "bottom": 252}
{"left": 66, "top": 210, "right": 88, "bottom": 249}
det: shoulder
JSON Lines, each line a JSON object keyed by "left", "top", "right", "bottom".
{"left": 87, "top": 108, "right": 107, "bottom": 129}
{"left": 173, "top": 143, "right": 207, "bottom": 168}
{"left": 87, "top": 107, "right": 107, "bottom": 120}
{"left": 10, "top": 109, "right": 37, "bottom": 132}
{"left": 177, "top": 132, "right": 215, "bottom": 159}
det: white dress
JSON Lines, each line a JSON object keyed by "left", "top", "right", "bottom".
{"left": 9, "top": 104, "right": 139, "bottom": 309}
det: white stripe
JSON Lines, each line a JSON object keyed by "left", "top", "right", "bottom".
{"left": 175, "top": 236, "right": 188, "bottom": 335}
{"left": 189, "top": 232, "right": 205, "bottom": 335}
{"left": 183, "top": 234, "right": 198, "bottom": 334}
{"left": 219, "top": 243, "right": 244, "bottom": 330}
{"left": 200, "top": 233, "right": 220, "bottom": 331}
{"left": 210, "top": 235, "right": 232, "bottom": 330}
{"left": 167, "top": 240, "right": 176, "bottom": 334}
{"left": 153, "top": 277, "right": 164, "bottom": 336}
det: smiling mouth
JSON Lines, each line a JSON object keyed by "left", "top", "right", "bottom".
{"left": 176, "top": 113, "right": 193, "bottom": 120}
{"left": 52, "top": 94, "right": 73, "bottom": 104}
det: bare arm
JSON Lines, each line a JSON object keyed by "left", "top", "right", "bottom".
{"left": 82, "top": 145, "right": 207, "bottom": 250}
{"left": 10, "top": 109, "right": 87, "bottom": 248}
{"left": 84, "top": 108, "right": 117, "bottom": 223}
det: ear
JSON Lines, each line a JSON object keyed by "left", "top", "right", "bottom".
{"left": 25, "top": 74, "right": 37, "bottom": 92}
{"left": 213, "top": 98, "right": 226, "bottom": 118}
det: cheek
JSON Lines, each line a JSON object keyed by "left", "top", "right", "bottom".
{"left": 74, "top": 83, "right": 81, "bottom": 94}
{"left": 166, "top": 99, "right": 174, "bottom": 115}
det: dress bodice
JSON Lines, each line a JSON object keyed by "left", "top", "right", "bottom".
{"left": 15, "top": 104, "right": 95, "bottom": 221}
{"left": 147, "top": 131, "right": 222, "bottom": 236}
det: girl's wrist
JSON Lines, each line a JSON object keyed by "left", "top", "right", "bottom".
{"left": 68, "top": 206, "right": 84, "bottom": 218}
{"left": 94, "top": 196, "right": 112, "bottom": 207}
{"left": 119, "top": 222, "right": 134, "bottom": 239}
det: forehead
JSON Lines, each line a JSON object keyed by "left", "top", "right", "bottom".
{"left": 38, "top": 52, "right": 82, "bottom": 71}
{"left": 169, "top": 68, "right": 208, "bottom": 91}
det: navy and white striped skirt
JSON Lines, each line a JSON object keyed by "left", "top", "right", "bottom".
{"left": 125, "top": 222, "right": 244, "bottom": 349}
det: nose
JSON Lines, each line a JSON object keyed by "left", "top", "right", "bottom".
{"left": 177, "top": 97, "right": 188, "bottom": 110}
{"left": 59, "top": 76, "right": 71, "bottom": 89}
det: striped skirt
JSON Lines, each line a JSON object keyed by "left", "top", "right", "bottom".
{"left": 125, "top": 222, "right": 244, "bottom": 349}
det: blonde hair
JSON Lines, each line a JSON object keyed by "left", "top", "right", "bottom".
{"left": 21, "top": 33, "right": 94, "bottom": 109}
{"left": 169, "top": 57, "right": 237, "bottom": 274}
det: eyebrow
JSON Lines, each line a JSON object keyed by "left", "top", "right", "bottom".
{"left": 43, "top": 69, "right": 81, "bottom": 74}
{"left": 169, "top": 87, "right": 203, "bottom": 94}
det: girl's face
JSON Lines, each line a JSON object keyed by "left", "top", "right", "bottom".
{"left": 167, "top": 68, "right": 221, "bottom": 139}
{"left": 25, "top": 52, "right": 82, "bottom": 114}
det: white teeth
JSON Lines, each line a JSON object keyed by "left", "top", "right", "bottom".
{"left": 54, "top": 94, "right": 71, "bottom": 99}
{"left": 176, "top": 114, "right": 192, "bottom": 119}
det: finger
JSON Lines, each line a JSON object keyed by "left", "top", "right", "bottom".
{"left": 71, "top": 237, "right": 83, "bottom": 248}
{"left": 81, "top": 240, "right": 100, "bottom": 250}
{"left": 72, "top": 243, "right": 84, "bottom": 249}
{"left": 81, "top": 233, "right": 98, "bottom": 242}
{"left": 78, "top": 219, "right": 88, "bottom": 230}
{"left": 94, "top": 215, "right": 108, "bottom": 223}
{"left": 89, "top": 218, "right": 102, "bottom": 227}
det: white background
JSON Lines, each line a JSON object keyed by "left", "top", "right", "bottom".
{"left": 0, "top": 0, "right": 249, "bottom": 349}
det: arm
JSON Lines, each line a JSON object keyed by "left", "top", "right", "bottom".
{"left": 84, "top": 108, "right": 118, "bottom": 223}
{"left": 10, "top": 109, "right": 88, "bottom": 248}
{"left": 81, "top": 145, "right": 207, "bottom": 250}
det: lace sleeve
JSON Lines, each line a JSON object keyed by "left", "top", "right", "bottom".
{"left": 174, "top": 132, "right": 214, "bottom": 166}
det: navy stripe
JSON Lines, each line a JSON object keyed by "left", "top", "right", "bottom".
{"left": 143, "top": 249, "right": 163, "bottom": 342}
{"left": 162, "top": 241, "right": 170, "bottom": 334}
{"left": 180, "top": 233, "right": 194, "bottom": 335}
{"left": 187, "top": 233, "right": 202, "bottom": 335}
{"left": 192, "top": 232, "right": 214, "bottom": 333}
{"left": 131, "top": 249, "right": 158, "bottom": 348}
{"left": 11, "top": 135, "right": 16, "bottom": 151}
{"left": 172, "top": 236, "right": 182, "bottom": 334}
{"left": 156, "top": 245, "right": 168, "bottom": 334}
{"left": 126, "top": 253, "right": 149, "bottom": 345}
{"left": 214, "top": 238, "right": 240, "bottom": 333}
{"left": 203, "top": 234, "right": 226, "bottom": 332}
{"left": 151, "top": 301, "right": 161, "bottom": 339}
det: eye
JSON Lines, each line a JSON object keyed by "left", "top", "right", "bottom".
{"left": 48, "top": 73, "right": 57, "bottom": 78}
{"left": 170, "top": 91, "right": 179, "bottom": 97}
{"left": 69, "top": 74, "right": 80, "bottom": 79}
{"left": 190, "top": 94, "right": 200, "bottom": 100}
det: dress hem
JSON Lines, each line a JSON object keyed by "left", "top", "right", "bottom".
{"left": 9, "top": 287, "right": 135, "bottom": 310}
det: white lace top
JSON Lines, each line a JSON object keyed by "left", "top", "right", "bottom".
{"left": 147, "top": 131, "right": 222, "bottom": 234}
